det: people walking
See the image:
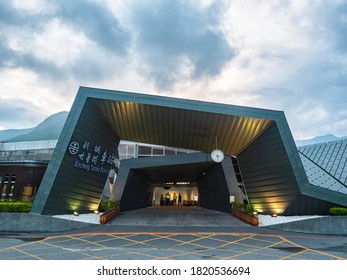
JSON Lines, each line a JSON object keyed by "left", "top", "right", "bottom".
{"left": 178, "top": 193, "right": 182, "bottom": 207}
{"left": 160, "top": 194, "right": 164, "bottom": 207}
{"left": 173, "top": 193, "right": 177, "bottom": 207}
{"left": 165, "top": 192, "right": 170, "bottom": 206}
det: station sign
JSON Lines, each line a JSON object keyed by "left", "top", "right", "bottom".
{"left": 67, "top": 140, "right": 116, "bottom": 175}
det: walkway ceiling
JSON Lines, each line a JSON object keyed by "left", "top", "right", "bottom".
{"left": 92, "top": 99, "right": 273, "bottom": 155}
{"left": 136, "top": 161, "right": 215, "bottom": 184}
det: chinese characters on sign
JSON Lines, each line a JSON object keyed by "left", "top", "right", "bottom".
{"left": 67, "top": 140, "right": 116, "bottom": 174}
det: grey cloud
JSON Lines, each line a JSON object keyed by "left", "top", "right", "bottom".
{"left": 0, "top": 1, "right": 50, "bottom": 29}
{"left": 0, "top": 2, "right": 32, "bottom": 26}
{"left": 299, "top": 1, "right": 347, "bottom": 53}
{"left": 322, "top": 3, "right": 347, "bottom": 53}
{"left": 0, "top": 43, "right": 14, "bottom": 67}
{"left": 0, "top": 1, "right": 131, "bottom": 80}
{"left": 0, "top": 1, "right": 130, "bottom": 55}
{"left": 0, "top": 2, "right": 17, "bottom": 25}
{"left": 0, "top": 40, "right": 66, "bottom": 79}
{"left": 129, "top": 0, "right": 234, "bottom": 89}
{"left": 0, "top": 98, "right": 45, "bottom": 129}
{"left": 254, "top": 57, "right": 347, "bottom": 138}
{"left": 56, "top": 0, "right": 130, "bottom": 55}
{"left": 0, "top": 0, "right": 234, "bottom": 88}
{"left": 0, "top": 2, "right": 53, "bottom": 72}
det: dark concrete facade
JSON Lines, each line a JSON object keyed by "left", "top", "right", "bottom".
{"left": 112, "top": 152, "right": 239, "bottom": 213}
{"left": 31, "top": 96, "right": 119, "bottom": 215}
{"left": 238, "top": 122, "right": 301, "bottom": 214}
{"left": 30, "top": 86, "right": 341, "bottom": 216}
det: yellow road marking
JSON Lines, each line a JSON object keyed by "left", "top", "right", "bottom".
{"left": 279, "top": 236, "right": 345, "bottom": 260}
{"left": 0, "top": 232, "right": 346, "bottom": 260}
{"left": 12, "top": 247, "right": 43, "bottom": 260}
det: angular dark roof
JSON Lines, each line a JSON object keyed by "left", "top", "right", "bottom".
{"left": 298, "top": 139, "right": 347, "bottom": 196}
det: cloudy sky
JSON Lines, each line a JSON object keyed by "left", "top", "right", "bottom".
{"left": 0, "top": 0, "right": 346, "bottom": 140}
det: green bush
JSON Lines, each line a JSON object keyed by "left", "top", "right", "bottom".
{"left": 0, "top": 201, "right": 32, "bottom": 213}
{"left": 232, "top": 202, "right": 255, "bottom": 215}
{"left": 329, "top": 207, "right": 347, "bottom": 216}
{"left": 243, "top": 203, "right": 254, "bottom": 214}
{"left": 99, "top": 199, "right": 119, "bottom": 212}
{"left": 232, "top": 202, "right": 244, "bottom": 210}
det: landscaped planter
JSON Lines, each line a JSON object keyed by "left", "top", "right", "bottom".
{"left": 232, "top": 207, "right": 259, "bottom": 226}
{"left": 99, "top": 207, "right": 121, "bottom": 224}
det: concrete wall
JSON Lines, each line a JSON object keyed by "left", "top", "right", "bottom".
{"left": 119, "top": 169, "right": 152, "bottom": 211}
{"left": 283, "top": 194, "right": 339, "bottom": 215}
{"left": 0, "top": 213, "right": 92, "bottom": 232}
{"left": 266, "top": 216, "right": 347, "bottom": 235}
{"left": 198, "top": 163, "right": 231, "bottom": 212}
{"left": 238, "top": 123, "right": 301, "bottom": 215}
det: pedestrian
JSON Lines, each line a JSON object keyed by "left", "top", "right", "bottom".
{"left": 173, "top": 193, "right": 177, "bottom": 207}
{"left": 160, "top": 194, "right": 164, "bottom": 207}
{"left": 178, "top": 193, "right": 182, "bottom": 207}
{"left": 165, "top": 192, "right": 170, "bottom": 206}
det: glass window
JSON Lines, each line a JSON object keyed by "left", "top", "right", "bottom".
{"left": 128, "top": 145, "right": 135, "bottom": 154}
{"left": 118, "top": 144, "right": 127, "bottom": 155}
{"left": 1, "top": 184, "right": 7, "bottom": 197}
{"left": 165, "top": 149, "right": 176, "bottom": 155}
{"left": 9, "top": 185, "right": 15, "bottom": 196}
{"left": 21, "top": 184, "right": 34, "bottom": 200}
{"left": 138, "top": 146, "right": 151, "bottom": 156}
{"left": 11, "top": 174, "right": 16, "bottom": 183}
{"left": 119, "top": 154, "right": 127, "bottom": 160}
{"left": 153, "top": 147, "right": 164, "bottom": 155}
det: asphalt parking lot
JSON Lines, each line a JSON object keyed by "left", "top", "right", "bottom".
{"left": 0, "top": 208, "right": 346, "bottom": 260}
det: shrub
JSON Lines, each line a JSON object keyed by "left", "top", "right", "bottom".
{"left": 232, "top": 202, "right": 255, "bottom": 215}
{"left": 99, "top": 199, "right": 119, "bottom": 212}
{"left": 329, "top": 207, "right": 347, "bottom": 216}
{"left": 0, "top": 201, "right": 32, "bottom": 213}
{"left": 232, "top": 202, "right": 244, "bottom": 210}
{"left": 243, "top": 203, "right": 254, "bottom": 214}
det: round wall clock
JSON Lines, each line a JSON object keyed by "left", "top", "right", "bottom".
{"left": 211, "top": 149, "right": 224, "bottom": 163}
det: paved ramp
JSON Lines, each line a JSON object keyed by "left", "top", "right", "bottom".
{"left": 110, "top": 207, "right": 249, "bottom": 227}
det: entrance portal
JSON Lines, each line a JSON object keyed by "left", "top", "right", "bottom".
{"left": 112, "top": 152, "right": 242, "bottom": 213}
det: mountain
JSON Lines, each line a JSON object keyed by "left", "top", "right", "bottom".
{"left": 295, "top": 134, "right": 347, "bottom": 147}
{"left": 0, "top": 111, "right": 68, "bottom": 142}
{"left": 0, "top": 127, "right": 34, "bottom": 141}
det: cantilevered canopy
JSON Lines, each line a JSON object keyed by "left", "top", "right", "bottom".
{"left": 31, "top": 87, "right": 309, "bottom": 215}
{"left": 91, "top": 99, "right": 273, "bottom": 155}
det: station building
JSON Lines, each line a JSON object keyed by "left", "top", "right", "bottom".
{"left": 2, "top": 87, "right": 347, "bottom": 216}
{"left": 0, "top": 141, "right": 56, "bottom": 200}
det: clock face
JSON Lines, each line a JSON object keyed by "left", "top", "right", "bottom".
{"left": 211, "top": 149, "right": 224, "bottom": 162}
